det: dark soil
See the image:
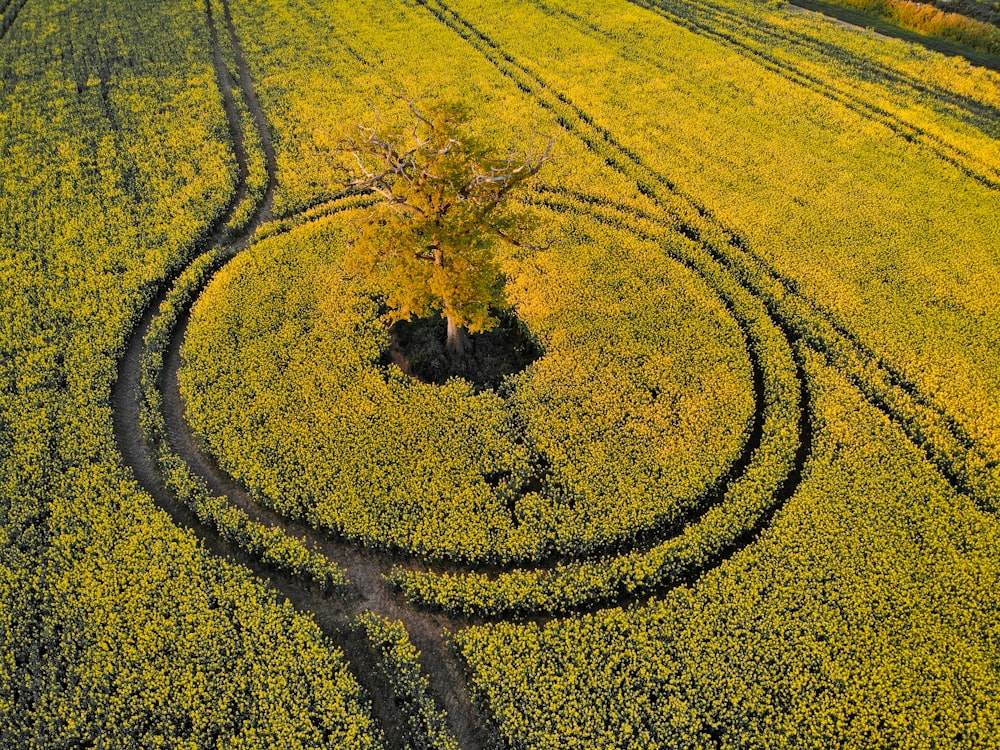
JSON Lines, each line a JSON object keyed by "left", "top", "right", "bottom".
{"left": 384, "top": 311, "right": 543, "bottom": 391}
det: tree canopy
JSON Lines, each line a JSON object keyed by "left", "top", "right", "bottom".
{"left": 339, "top": 98, "right": 552, "bottom": 358}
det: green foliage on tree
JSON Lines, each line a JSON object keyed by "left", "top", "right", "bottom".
{"left": 339, "top": 98, "right": 552, "bottom": 359}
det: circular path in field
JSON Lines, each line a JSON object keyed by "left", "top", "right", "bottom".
{"left": 179, "top": 206, "right": 758, "bottom": 566}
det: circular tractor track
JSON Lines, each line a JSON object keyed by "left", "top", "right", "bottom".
{"left": 111, "top": 1, "right": 997, "bottom": 748}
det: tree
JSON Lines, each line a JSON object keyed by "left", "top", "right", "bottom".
{"left": 339, "top": 98, "right": 552, "bottom": 360}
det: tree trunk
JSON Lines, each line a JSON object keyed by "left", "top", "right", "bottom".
{"left": 446, "top": 315, "right": 468, "bottom": 361}
{"left": 437, "top": 246, "right": 467, "bottom": 361}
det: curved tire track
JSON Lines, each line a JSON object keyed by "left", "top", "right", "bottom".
{"left": 113, "top": 2, "right": 490, "bottom": 749}
{"left": 199, "top": 183, "right": 805, "bottom": 620}
{"left": 165, "top": 0, "right": 812, "bottom": 622}
{"left": 0, "top": 0, "right": 27, "bottom": 43}
{"left": 547, "top": 184, "right": 997, "bottom": 511}
{"left": 114, "top": 0, "right": 993, "bottom": 745}
{"left": 115, "top": 1, "right": 807, "bottom": 742}
{"left": 140, "top": 194, "right": 804, "bottom": 742}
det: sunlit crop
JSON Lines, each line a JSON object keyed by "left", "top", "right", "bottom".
{"left": 5, "top": 0, "right": 999, "bottom": 746}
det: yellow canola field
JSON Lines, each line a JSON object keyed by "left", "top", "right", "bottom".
{"left": 180, "top": 208, "right": 753, "bottom": 563}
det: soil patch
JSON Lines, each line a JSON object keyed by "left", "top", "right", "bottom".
{"left": 384, "top": 310, "right": 543, "bottom": 391}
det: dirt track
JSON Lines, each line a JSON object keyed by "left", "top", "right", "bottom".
{"left": 111, "top": 2, "right": 492, "bottom": 748}
{"left": 107, "top": 0, "right": 826, "bottom": 744}
{"left": 109, "top": 0, "right": 1000, "bottom": 746}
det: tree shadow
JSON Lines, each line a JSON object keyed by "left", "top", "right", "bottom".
{"left": 382, "top": 311, "right": 543, "bottom": 391}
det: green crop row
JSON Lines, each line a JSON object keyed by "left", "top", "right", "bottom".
{"left": 357, "top": 613, "right": 460, "bottom": 750}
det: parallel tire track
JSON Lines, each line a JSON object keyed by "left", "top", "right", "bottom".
{"left": 219, "top": 0, "right": 277, "bottom": 224}
{"left": 178, "top": 186, "right": 806, "bottom": 615}
{"left": 416, "top": 0, "right": 997, "bottom": 513}
{"left": 706, "top": 0, "right": 1000, "bottom": 131}
{"left": 659, "top": 0, "right": 1000, "bottom": 125}
{"left": 0, "top": 0, "right": 27, "bottom": 42}
{"left": 546, "top": 185, "right": 997, "bottom": 509}
{"left": 623, "top": 0, "right": 1000, "bottom": 189}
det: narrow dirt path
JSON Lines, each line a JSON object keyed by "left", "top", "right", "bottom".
{"left": 112, "top": 0, "right": 252, "bottom": 511}
{"left": 219, "top": 0, "right": 492, "bottom": 744}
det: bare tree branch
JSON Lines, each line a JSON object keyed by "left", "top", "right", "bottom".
{"left": 395, "top": 93, "right": 435, "bottom": 132}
